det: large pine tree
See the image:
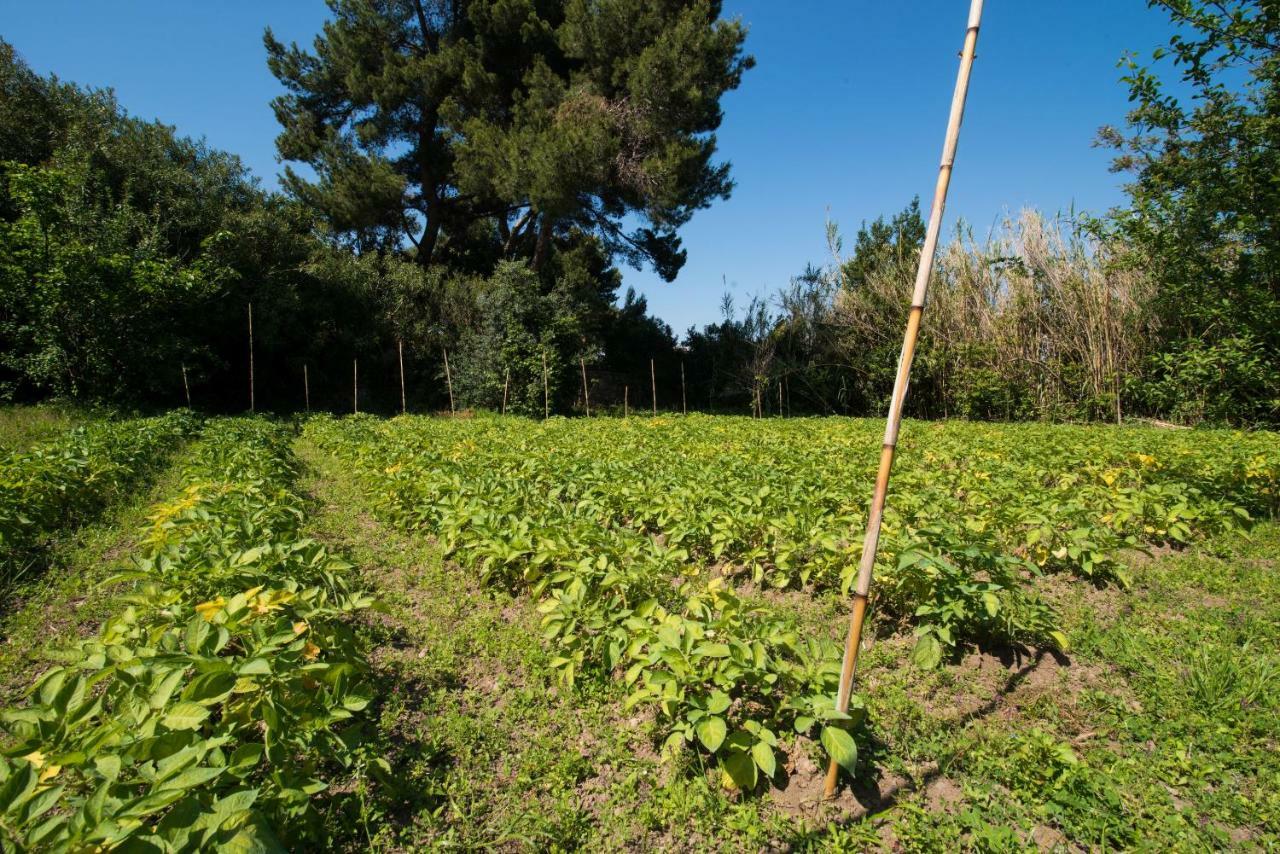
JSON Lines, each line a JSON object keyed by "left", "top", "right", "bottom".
{"left": 265, "top": 0, "right": 752, "bottom": 280}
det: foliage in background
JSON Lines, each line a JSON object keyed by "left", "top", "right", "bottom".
{"left": 2, "top": 0, "right": 1278, "bottom": 427}
{"left": 1099, "top": 0, "right": 1280, "bottom": 425}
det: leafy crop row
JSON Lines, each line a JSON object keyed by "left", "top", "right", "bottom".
{"left": 307, "top": 414, "right": 1277, "bottom": 789}
{"left": 0, "top": 419, "right": 375, "bottom": 852}
{"left": 307, "top": 415, "right": 864, "bottom": 791}
{"left": 0, "top": 412, "right": 198, "bottom": 587}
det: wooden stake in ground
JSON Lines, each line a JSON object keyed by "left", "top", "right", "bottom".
{"left": 181, "top": 363, "right": 191, "bottom": 409}
{"left": 650, "top": 358, "right": 657, "bottom": 416}
{"left": 304, "top": 363, "right": 310, "bottom": 413}
{"left": 681, "top": 362, "right": 687, "bottom": 415}
{"left": 353, "top": 359, "right": 358, "bottom": 414}
{"left": 824, "top": 0, "right": 985, "bottom": 799}
{"left": 778, "top": 380, "right": 783, "bottom": 417}
{"left": 624, "top": 385, "right": 629, "bottom": 418}
{"left": 398, "top": 339, "right": 407, "bottom": 415}
{"left": 443, "top": 348, "right": 455, "bottom": 414}
{"left": 502, "top": 367, "right": 510, "bottom": 416}
{"left": 248, "top": 302, "right": 255, "bottom": 413}
{"left": 542, "top": 349, "right": 550, "bottom": 419}
{"left": 580, "top": 356, "right": 591, "bottom": 417}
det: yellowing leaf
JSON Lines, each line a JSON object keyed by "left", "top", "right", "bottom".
{"left": 194, "top": 597, "right": 225, "bottom": 622}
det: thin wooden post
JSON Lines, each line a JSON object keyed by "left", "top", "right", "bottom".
{"left": 304, "top": 363, "right": 310, "bottom": 413}
{"left": 542, "top": 349, "right": 550, "bottom": 419}
{"left": 181, "top": 363, "right": 191, "bottom": 408}
{"left": 248, "top": 302, "right": 255, "bottom": 413}
{"left": 824, "top": 0, "right": 985, "bottom": 799}
{"left": 624, "top": 385, "right": 629, "bottom": 418}
{"left": 778, "top": 380, "right": 783, "bottom": 417}
{"left": 580, "top": 356, "right": 591, "bottom": 417}
{"left": 398, "top": 339, "right": 407, "bottom": 415}
{"left": 443, "top": 348, "right": 455, "bottom": 414}
{"left": 681, "top": 362, "right": 687, "bottom": 415}
{"left": 650, "top": 358, "right": 657, "bottom": 416}
{"left": 709, "top": 356, "right": 715, "bottom": 413}
{"left": 353, "top": 358, "right": 358, "bottom": 414}
{"left": 502, "top": 367, "right": 510, "bottom": 416}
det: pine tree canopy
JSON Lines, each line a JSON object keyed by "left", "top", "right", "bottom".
{"left": 265, "top": 0, "right": 752, "bottom": 280}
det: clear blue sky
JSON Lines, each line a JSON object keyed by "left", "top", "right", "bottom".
{"left": 3, "top": 1, "right": 1175, "bottom": 334}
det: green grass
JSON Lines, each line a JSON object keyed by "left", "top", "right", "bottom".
{"left": 0, "top": 402, "right": 93, "bottom": 453}
{"left": 296, "top": 432, "right": 1280, "bottom": 851}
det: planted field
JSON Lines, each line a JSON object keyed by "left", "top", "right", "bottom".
{"left": 300, "top": 413, "right": 1279, "bottom": 847}
{"left": 0, "top": 412, "right": 1277, "bottom": 849}
{"left": 0, "top": 418, "right": 374, "bottom": 851}
{"left": 0, "top": 412, "right": 197, "bottom": 588}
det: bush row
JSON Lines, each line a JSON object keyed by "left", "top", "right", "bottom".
{"left": 0, "top": 412, "right": 199, "bottom": 586}
{"left": 0, "top": 418, "right": 376, "bottom": 852}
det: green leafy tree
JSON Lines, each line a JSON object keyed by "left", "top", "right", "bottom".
{"left": 264, "top": 0, "right": 752, "bottom": 279}
{"left": 1099, "top": 0, "right": 1280, "bottom": 424}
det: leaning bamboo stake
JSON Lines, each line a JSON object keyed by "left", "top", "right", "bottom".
{"left": 502, "top": 367, "right": 510, "bottom": 416}
{"left": 650, "top": 358, "right": 657, "bottom": 416}
{"left": 824, "top": 0, "right": 985, "bottom": 799}
{"left": 443, "top": 348, "right": 455, "bottom": 414}
{"left": 247, "top": 302, "right": 255, "bottom": 413}
{"left": 353, "top": 359, "right": 358, "bottom": 414}
{"left": 304, "top": 363, "right": 310, "bottom": 413}
{"left": 398, "top": 339, "right": 407, "bottom": 415}
{"left": 181, "top": 363, "right": 191, "bottom": 409}
{"left": 624, "top": 385, "right": 629, "bottom": 418}
{"left": 542, "top": 349, "right": 550, "bottom": 419}
{"left": 580, "top": 356, "right": 591, "bottom": 417}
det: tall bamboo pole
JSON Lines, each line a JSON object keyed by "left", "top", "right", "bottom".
{"left": 353, "top": 358, "right": 358, "bottom": 414}
{"left": 624, "top": 385, "right": 629, "bottom": 418}
{"left": 681, "top": 362, "right": 687, "bottom": 415}
{"left": 650, "top": 358, "right": 657, "bottom": 416}
{"left": 398, "top": 339, "right": 407, "bottom": 415}
{"left": 502, "top": 367, "right": 510, "bottom": 416}
{"left": 248, "top": 302, "right": 255, "bottom": 413}
{"left": 580, "top": 356, "right": 591, "bottom": 417}
{"left": 181, "top": 363, "right": 191, "bottom": 409}
{"left": 443, "top": 348, "right": 455, "bottom": 414}
{"left": 304, "top": 363, "right": 310, "bottom": 413}
{"left": 542, "top": 349, "right": 550, "bottom": 419}
{"left": 823, "top": 0, "right": 985, "bottom": 799}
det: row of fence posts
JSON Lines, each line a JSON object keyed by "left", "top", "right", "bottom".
{"left": 183, "top": 303, "right": 789, "bottom": 417}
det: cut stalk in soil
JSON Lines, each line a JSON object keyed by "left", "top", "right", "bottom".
{"left": 824, "top": 0, "right": 985, "bottom": 799}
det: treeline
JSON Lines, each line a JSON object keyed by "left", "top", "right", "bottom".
{"left": 1, "top": 0, "right": 1276, "bottom": 426}
{"left": 0, "top": 34, "right": 696, "bottom": 416}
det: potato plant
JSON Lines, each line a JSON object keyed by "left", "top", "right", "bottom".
{"left": 0, "top": 419, "right": 375, "bottom": 852}
{"left": 306, "top": 413, "right": 1277, "bottom": 792}
{"left": 0, "top": 412, "right": 198, "bottom": 586}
